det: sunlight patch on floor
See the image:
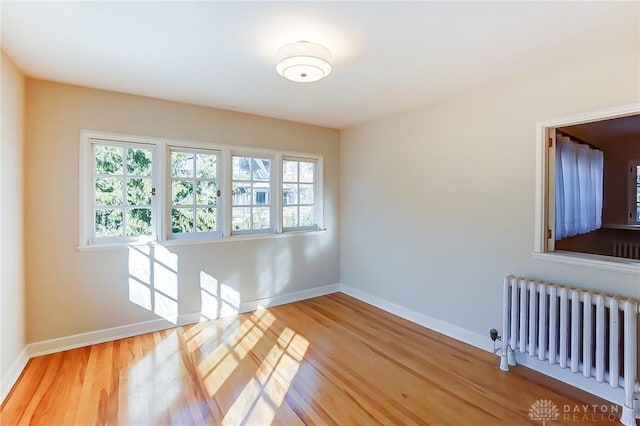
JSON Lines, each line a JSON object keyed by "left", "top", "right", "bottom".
{"left": 124, "top": 332, "right": 183, "bottom": 423}
{"left": 198, "top": 311, "right": 276, "bottom": 397}
{"left": 222, "top": 326, "right": 309, "bottom": 425}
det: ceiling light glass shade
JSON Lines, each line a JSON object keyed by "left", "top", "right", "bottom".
{"left": 276, "top": 41, "right": 332, "bottom": 83}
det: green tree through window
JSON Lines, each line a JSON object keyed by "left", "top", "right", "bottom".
{"left": 94, "top": 143, "right": 153, "bottom": 239}
{"left": 170, "top": 149, "right": 219, "bottom": 235}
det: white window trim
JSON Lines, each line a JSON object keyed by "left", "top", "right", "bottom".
{"left": 533, "top": 103, "right": 640, "bottom": 274}
{"left": 282, "top": 150, "right": 324, "bottom": 233}
{"left": 79, "top": 130, "right": 165, "bottom": 247}
{"left": 78, "top": 129, "right": 325, "bottom": 249}
{"left": 92, "top": 140, "right": 159, "bottom": 244}
{"left": 167, "top": 145, "right": 223, "bottom": 240}
{"left": 281, "top": 154, "right": 323, "bottom": 233}
{"left": 229, "top": 150, "right": 278, "bottom": 236}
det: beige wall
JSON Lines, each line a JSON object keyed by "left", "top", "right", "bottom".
{"left": 24, "top": 80, "right": 340, "bottom": 343}
{"left": 340, "top": 44, "right": 640, "bottom": 343}
{"left": 1, "top": 51, "right": 26, "bottom": 393}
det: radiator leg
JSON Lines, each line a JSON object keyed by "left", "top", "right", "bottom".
{"left": 507, "top": 347, "right": 516, "bottom": 366}
{"left": 499, "top": 351, "right": 509, "bottom": 372}
{"left": 620, "top": 400, "right": 636, "bottom": 426}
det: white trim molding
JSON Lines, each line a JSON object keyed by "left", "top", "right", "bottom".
{"left": 339, "top": 283, "right": 489, "bottom": 352}
{"left": 1, "top": 347, "right": 29, "bottom": 403}
{"left": 532, "top": 251, "right": 640, "bottom": 274}
{"left": 27, "top": 283, "right": 340, "bottom": 358}
{"left": 0, "top": 283, "right": 340, "bottom": 404}
{"left": 27, "top": 313, "right": 201, "bottom": 358}
{"left": 240, "top": 283, "right": 339, "bottom": 313}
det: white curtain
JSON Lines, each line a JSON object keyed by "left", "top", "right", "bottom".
{"left": 555, "top": 135, "right": 603, "bottom": 240}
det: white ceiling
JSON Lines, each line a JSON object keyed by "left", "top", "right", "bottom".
{"left": 2, "top": 1, "right": 638, "bottom": 129}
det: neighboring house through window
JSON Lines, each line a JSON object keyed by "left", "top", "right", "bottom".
{"left": 283, "top": 157, "right": 318, "bottom": 230}
{"left": 231, "top": 155, "right": 273, "bottom": 234}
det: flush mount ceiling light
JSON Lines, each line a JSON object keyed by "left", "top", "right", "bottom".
{"left": 275, "top": 41, "right": 332, "bottom": 83}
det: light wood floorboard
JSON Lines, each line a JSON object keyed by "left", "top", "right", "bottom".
{"left": 1, "top": 293, "right": 629, "bottom": 425}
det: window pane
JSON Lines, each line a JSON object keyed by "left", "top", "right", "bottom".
{"left": 95, "top": 209, "right": 124, "bottom": 238}
{"left": 232, "top": 156, "right": 250, "bottom": 180}
{"left": 126, "top": 148, "right": 152, "bottom": 176}
{"left": 196, "top": 208, "right": 217, "bottom": 232}
{"left": 127, "top": 178, "right": 152, "bottom": 206}
{"left": 232, "top": 207, "right": 251, "bottom": 230}
{"left": 232, "top": 182, "right": 251, "bottom": 205}
{"left": 253, "top": 207, "right": 270, "bottom": 229}
{"left": 300, "top": 206, "right": 314, "bottom": 227}
{"left": 231, "top": 156, "right": 272, "bottom": 233}
{"left": 300, "top": 162, "right": 314, "bottom": 183}
{"left": 637, "top": 204, "right": 640, "bottom": 222}
{"left": 171, "top": 152, "right": 194, "bottom": 178}
{"left": 281, "top": 158, "right": 316, "bottom": 230}
{"left": 283, "top": 160, "right": 298, "bottom": 182}
{"left": 299, "top": 184, "right": 314, "bottom": 204}
{"left": 172, "top": 180, "right": 194, "bottom": 205}
{"left": 283, "top": 183, "right": 298, "bottom": 205}
{"left": 252, "top": 158, "right": 271, "bottom": 181}
{"left": 95, "top": 145, "right": 123, "bottom": 175}
{"left": 637, "top": 166, "right": 640, "bottom": 184}
{"left": 196, "top": 153, "right": 217, "bottom": 179}
{"left": 95, "top": 177, "right": 123, "bottom": 206}
{"left": 196, "top": 181, "right": 217, "bottom": 205}
{"left": 172, "top": 208, "right": 193, "bottom": 233}
{"left": 126, "top": 208, "right": 152, "bottom": 236}
{"left": 283, "top": 206, "right": 298, "bottom": 228}
{"left": 253, "top": 182, "right": 271, "bottom": 205}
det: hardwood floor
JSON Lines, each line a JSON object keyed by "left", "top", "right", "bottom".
{"left": 1, "top": 293, "right": 625, "bottom": 425}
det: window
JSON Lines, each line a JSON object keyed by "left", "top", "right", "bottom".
{"left": 231, "top": 155, "right": 273, "bottom": 234}
{"left": 534, "top": 105, "right": 640, "bottom": 273}
{"left": 282, "top": 158, "right": 318, "bottom": 230}
{"left": 92, "top": 141, "right": 155, "bottom": 243}
{"left": 170, "top": 148, "right": 221, "bottom": 239}
{"left": 629, "top": 160, "right": 640, "bottom": 224}
{"left": 79, "top": 130, "right": 323, "bottom": 247}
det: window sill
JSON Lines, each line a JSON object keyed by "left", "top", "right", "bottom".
{"left": 602, "top": 223, "right": 640, "bottom": 231}
{"left": 77, "top": 228, "right": 327, "bottom": 252}
{"left": 532, "top": 250, "right": 640, "bottom": 274}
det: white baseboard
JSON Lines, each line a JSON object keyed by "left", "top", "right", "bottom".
{"left": 513, "top": 353, "right": 625, "bottom": 406}
{"left": 1, "top": 346, "right": 28, "bottom": 403}
{"left": 239, "top": 283, "right": 340, "bottom": 313}
{"left": 28, "top": 283, "right": 340, "bottom": 358}
{"left": 339, "top": 283, "right": 489, "bottom": 352}
{"left": 27, "top": 312, "right": 202, "bottom": 358}
{"left": 0, "top": 282, "right": 340, "bottom": 405}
